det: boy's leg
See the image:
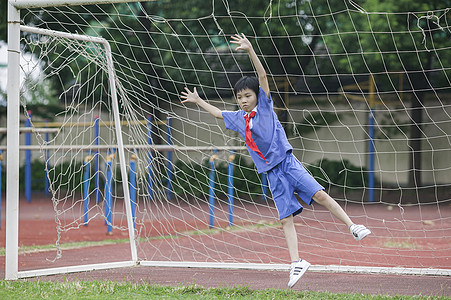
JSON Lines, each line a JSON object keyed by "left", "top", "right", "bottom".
{"left": 281, "top": 214, "right": 310, "bottom": 288}
{"left": 312, "top": 190, "right": 353, "bottom": 227}
{"left": 281, "top": 215, "right": 299, "bottom": 261}
{"left": 312, "top": 190, "right": 371, "bottom": 240}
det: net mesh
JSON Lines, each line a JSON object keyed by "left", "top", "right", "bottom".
{"left": 17, "top": 0, "right": 451, "bottom": 270}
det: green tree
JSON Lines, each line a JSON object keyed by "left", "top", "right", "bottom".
{"left": 17, "top": 0, "right": 328, "bottom": 141}
{"left": 322, "top": 0, "right": 451, "bottom": 187}
{"left": 0, "top": 0, "right": 6, "bottom": 42}
{"left": 4, "top": 0, "right": 451, "bottom": 188}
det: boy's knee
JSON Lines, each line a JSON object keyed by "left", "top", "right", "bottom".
{"left": 281, "top": 215, "right": 293, "bottom": 225}
{"left": 312, "top": 190, "right": 329, "bottom": 205}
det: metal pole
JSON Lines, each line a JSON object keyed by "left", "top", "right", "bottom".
{"left": 147, "top": 115, "right": 153, "bottom": 200}
{"left": 6, "top": 2, "right": 21, "bottom": 280}
{"left": 129, "top": 154, "right": 137, "bottom": 228}
{"left": 94, "top": 116, "right": 100, "bottom": 204}
{"left": 368, "top": 74, "right": 375, "bottom": 202}
{"left": 25, "top": 111, "right": 32, "bottom": 203}
{"left": 208, "top": 150, "right": 218, "bottom": 228}
{"left": 44, "top": 119, "right": 50, "bottom": 197}
{"left": 103, "top": 41, "right": 137, "bottom": 260}
{"left": 166, "top": 116, "right": 173, "bottom": 201}
{"left": 227, "top": 152, "right": 235, "bottom": 227}
{"left": 83, "top": 155, "right": 91, "bottom": 225}
{"left": 368, "top": 109, "right": 375, "bottom": 202}
{"left": 104, "top": 155, "right": 113, "bottom": 235}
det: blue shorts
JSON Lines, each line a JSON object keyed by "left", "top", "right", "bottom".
{"left": 267, "top": 153, "right": 324, "bottom": 220}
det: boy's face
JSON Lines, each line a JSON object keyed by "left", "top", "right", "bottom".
{"left": 236, "top": 88, "right": 258, "bottom": 113}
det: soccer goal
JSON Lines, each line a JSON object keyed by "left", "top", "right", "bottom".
{"left": 6, "top": 0, "right": 451, "bottom": 280}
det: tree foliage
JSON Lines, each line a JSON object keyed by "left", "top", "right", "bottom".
{"left": 317, "top": 0, "right": 451, "bottom": 186}
{"left": 4, "top": 0, "right": 448, "bottom": 102}
{"left": 322, "top": 0, "right": 451, "bottom": 90}
{"left": 2, "top": 0, "right": 451, "bottom": 186}
{"left": 0, "top": 0, "right": 6, "bottom": 42}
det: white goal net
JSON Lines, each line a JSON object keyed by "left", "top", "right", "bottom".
{"left": 6, "top": 0, "right": 451, "bottom": 278}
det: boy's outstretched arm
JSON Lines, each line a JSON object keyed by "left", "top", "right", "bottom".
{"left": 230, "top": 33, "right": 270, "bottom": 96}
{"left": 180, "top": 87, "right": 223, "bottom": 119}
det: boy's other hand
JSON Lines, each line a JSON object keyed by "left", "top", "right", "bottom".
{"left": 180, "top": 87, "right": 201, "bottom": 104}
{"left": 230, "top": 33, "right": 252, "bottom": 52}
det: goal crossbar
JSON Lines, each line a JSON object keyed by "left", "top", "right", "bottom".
{"left": 10, "top": 0, "right": 157, "bottom": 9}
{"left": 0, "top": 145, "right": 248, "bottom": 151}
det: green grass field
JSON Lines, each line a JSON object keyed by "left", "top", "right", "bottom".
{"left": 0, "top": 280, "right": 447, "bottom": 299}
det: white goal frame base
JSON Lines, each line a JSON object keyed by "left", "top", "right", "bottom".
{"left": 15, "top": 261, "right": 450, "bottom": 279}
{"left": 139, "top": 261, "right": 450, "bottom": 276}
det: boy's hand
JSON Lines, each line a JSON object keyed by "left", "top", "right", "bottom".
{"left": 180, "top": 86, "right": 224, "bottom": 119}
{"left": 230, "top": 33, "right": 252, "bottom": 52}
{"left": 180, "top": 87, "right": 201, "bottom": 104}
{"left": 230, "top": 33, "right": 269, "bottom": 96}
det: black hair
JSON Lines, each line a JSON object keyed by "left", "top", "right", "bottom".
{"left": 233, "top": 76, "right": 259, "bottom": 98}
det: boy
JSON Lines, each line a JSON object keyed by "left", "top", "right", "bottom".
{"left": 180, "top": 33, "right": 371, "bottom": 288}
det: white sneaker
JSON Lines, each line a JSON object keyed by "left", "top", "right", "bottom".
{"left": 349, "top": 224, "right": 371, "bottom": 241}
{"left": 288, "top": 259, "right": 310, "bottom": 288}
